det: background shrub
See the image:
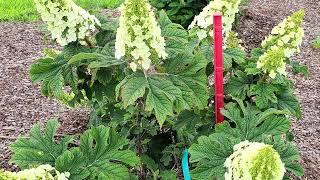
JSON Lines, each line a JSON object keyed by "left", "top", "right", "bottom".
{"left": 150, "top": 0, "right": 210, "bottom": 28}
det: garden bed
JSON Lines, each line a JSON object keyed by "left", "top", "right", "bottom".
{"left": 0, "top": 0, "right": 319, "bottom": 178}
{"left": 0, "top": 22, "right": 89, "bottom": 171}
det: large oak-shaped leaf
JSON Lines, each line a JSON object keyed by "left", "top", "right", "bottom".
{"left": 55, "top": 126, "right": 139, "bottom": 180}
{"left": 10, "top": 120, "right": 73, "bottom": 169}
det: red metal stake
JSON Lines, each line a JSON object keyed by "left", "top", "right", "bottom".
{"left": 213, "top": 13, "right": 224, "bottom": 124}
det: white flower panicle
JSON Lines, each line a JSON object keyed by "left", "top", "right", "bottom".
{"left": 115, "top": 0, "right": 167, "bottom": 72}
{"left": 224, "top": 141, "right": 285, "bottom": 180}
{"left": 34, "top": 0, "right": 101, "bottom": 46}
{"left": 261, "top": 10, "right": 304, "bottom": 58}
{"left": 0, "top": 164, "right": 70, "bottom": 180}
{"left": 258, "top": 10, "right": 305, "bottom": 78}
{"left": 188, "top": 0, "right": 241, "bottom": 40}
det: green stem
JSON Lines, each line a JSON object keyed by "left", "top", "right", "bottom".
{"left": 136, "top": 111, "right": 145, "bottom": 180}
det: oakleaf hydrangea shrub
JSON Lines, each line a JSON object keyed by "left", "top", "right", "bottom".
{"left": 11, "top": 0, "right": 308, "bottom": 179}
{"left": 225, "top": 11, "right": 307, "bottom": 116}
{"left": 35, "top": 0, "right": 101, "bottom": 46}
{"left": 0, "top": 165, "right": 70, "bottom": 180}
{"left": 224, "top": 141, "right": 285, "bottom": 180}
{"left": 115, "top": 0, "right": 167, "bottom": 71}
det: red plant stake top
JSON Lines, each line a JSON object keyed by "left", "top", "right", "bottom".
{"left": 213, "top": 13, "right": 224, "bottom": 124}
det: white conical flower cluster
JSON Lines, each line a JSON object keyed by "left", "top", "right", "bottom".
{"left": 258, "top": 10, "right": 305, "bottom": 78}
{"left": 34, "top": 0, "right": 101, "bottom": 46}
{"left": 188, "top": 0, "right": 241, "bottom": 41}
{"left": 0, "top": 164, "right": 70, "bottom": 180}
{"left": 115, "top": 0, "right": 167, "bottom": 72}
{"left": 224, "top": 141, "right": 285, "bottom": 180}
{"left": 261, "top": 10, "right": 304, "bottom": 58}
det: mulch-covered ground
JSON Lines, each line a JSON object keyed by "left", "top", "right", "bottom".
{"left": 0, "top": 23, "right": 89, "bottom": 171}
{"left": 0, "top": 0, "right": 319, "bottom": 178}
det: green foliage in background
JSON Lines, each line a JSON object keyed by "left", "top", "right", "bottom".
{"left": 0, "top": 0, "right": 122, "bottom": 22}
{"left": 150, "top": 0, "right": 210, "bottom": 28}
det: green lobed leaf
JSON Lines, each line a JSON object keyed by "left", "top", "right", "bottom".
{"left": 68, "top": 52, "right": 124, "bottom": 69}
{"left": 68, "top": 53, "right": 105, "bottom": 64}
{"left": 116, "top": 72, "right": 148, "bottom": 108}
{"left": 159, "top": 10, "right": 189, "bottom": 58}
{"left": 145, "top": 75, "right": 182, "bottom": 125}
{"left": 141, "top": 155, "right": 158, "bottom": 173}
{"left": 264, "top": 135, "right": 304, "bottom": 177}
{"left": 189, "top": 133, "right": 239, "bottom": 180}
{"left": 116, "top": 48, "right": 208, "bottom": 126}
{"left": 290, "top": 60, "right": 309, "bottom": 77}
{"left": 250, "top": 82, "right": 278, "bottom": 109}
{"left": 55, "top": 149, "right": 90, "bottom": 180}
{"left": 10, "top": 120, "right": 73, "bottom": 169}
{"left": 30, "top": 58, "right": 62, "bottom": 83}
{"left": 276, "top": 92, "right": 302, "bottom": 119}
{"left": 30, "top": 56, "right": 75, "bottom": 103}
{"left": 220, "top": 98, "right": 290, "bottom": 141}
{"left": 190, "top": 98, "right": 302, "bottom": 179}
{"left": 159, "top": 170, "right": 177, "bottom": 179}
{"left": 225, "top": 71, "right": 251, "bottom": 100}
{"left": 224, "top": 48, "right": 246, "bottom": 69}
{"left": 165, "top": 52, "right": 208, "bottom": 112}
{"left": 55, "top": 126, "right": 140, "bottom": 180}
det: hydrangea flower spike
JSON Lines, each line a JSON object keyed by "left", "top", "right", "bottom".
{"left": 115, "top": 0, "right": 167, "bottom": 72}
{"left": 258, "top": 10, "right": 305, "bottom": 78}
{"left": 188, "top": 0, "right": 241, "bottom": 41}
{"left": 34, "top": 0, "right": 100, "bottom": 46}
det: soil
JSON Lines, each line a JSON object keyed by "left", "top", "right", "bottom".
{"left": 0, "top": 0, "right": 319, "bottom": 179}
